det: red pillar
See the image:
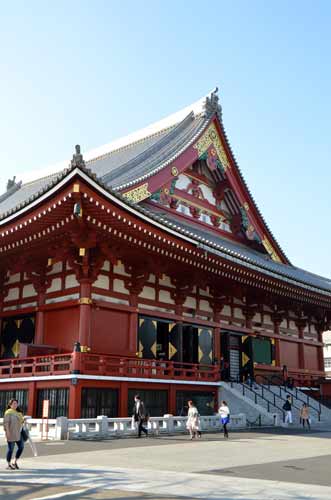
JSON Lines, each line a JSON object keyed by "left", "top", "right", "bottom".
{"left": 297, "top": 321, "right": 306, "bottom": 370}
{"left": 35, "top": 290, "right": 46, "bottom": 345}
{"left": 169, "top": 385, "right": 176, "bottom": 415}
{"left": 78, "top": 279, "right": 92, "bottom": 347}
{"left": 119, "top": 381, "right": 128, "bottom": 417}
{"left": 27, "top": 381, "right": 36, "bottom": 417}
{"left": 69, "top": 383, "right": 82, "bottom": 418}
{"left": 128, "top": 311, "right": 138, "bottom": 355}
{"left": 213, "top": 327, "right": 221, "bottom": 363}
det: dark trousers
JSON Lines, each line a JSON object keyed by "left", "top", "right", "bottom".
{"left": 138, "top": 418, "right": 148, "bottom": 437}
{"left": 302, "top": 418, "right": 310, "bottom": 429}
{"left": 223, "top": 423, "right": 229, "bottom": 438}
{"left": 6, "top": 437, "right": 24, "bottom": 463}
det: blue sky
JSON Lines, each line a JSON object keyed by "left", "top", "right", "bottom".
{"left": 0, "top": 1, "right": 330, "bottom": 276}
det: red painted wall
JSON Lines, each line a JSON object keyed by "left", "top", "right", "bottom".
{"left": 280, "top": 340, "right": 299, "bottom": 368}
{"left": 43, "top": 306, "right": 79, "bottom": 352}
{"left": 304, "top": 345, "right": 319, "bottom": 371}
{"left": 91, "top": 307, "right": 132, "bottom": 355}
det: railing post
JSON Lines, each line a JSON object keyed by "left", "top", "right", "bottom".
{"left": 96, "top": 416, "right": 109, "bottom": 436}
{"left": 55, "top": 417, "right": 68, "bottom": 440}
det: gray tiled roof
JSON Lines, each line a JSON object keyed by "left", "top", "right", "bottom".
{"left": 0, "top": 111, "right": 208, "bottom": 217}
{"left": 143, "top": 208, "right": 331, "bottom": 294}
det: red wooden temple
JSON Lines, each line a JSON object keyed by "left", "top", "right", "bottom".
{"left": 0, "top": 89, "right": 330, "bottom": 418}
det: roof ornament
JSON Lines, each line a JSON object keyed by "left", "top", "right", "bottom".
{"left": 204, "top": 87, "right": 222, "bottom": 118}
{"left": 6, "top": 176, "right": 22, "bottom": 192}
{"left": 70, "top": 144, "right": 85, "bottom": 169}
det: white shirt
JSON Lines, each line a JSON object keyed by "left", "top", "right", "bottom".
{"left": 218, "top": 405, "right": 230, "bottom": 418}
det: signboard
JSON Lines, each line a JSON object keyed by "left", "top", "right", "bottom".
{"left": 41, "top": 399, "right": 50, "bottom": 440}
{"left": 42, "top": 399, "right": 50, "bottom": 418}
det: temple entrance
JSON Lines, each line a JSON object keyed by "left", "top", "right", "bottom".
{"left": 138, "top": 316, "right": 213, "bottom": 365}
{"left": 221, "top": 330, "right": 244, "bottom": 381}
{"left": 0, "top": 314, "right": 35, "bottom": 359}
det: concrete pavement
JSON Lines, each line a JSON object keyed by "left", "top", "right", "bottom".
{"left": 1, "top": 429, "right": 331, "bottom": 499}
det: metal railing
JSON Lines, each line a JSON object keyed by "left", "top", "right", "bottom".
{"left": 259, "top": 374, "right": 321, "bottom": 420}
{"left": 230, "top": 380, "right": 285, "bottom": 419}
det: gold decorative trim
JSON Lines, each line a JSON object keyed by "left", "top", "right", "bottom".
{"left": 262, "top": 237, "right": 282, "bottom": 263}
{"left": 123, "top": 183, "right": 151, "bottom": 203}
{"left": 79, "top": 297, "right": 93, "bottom": 305}
{"left": 73, "top": 183, "right": 80, "bottom": 193}
{"left": 194, "top": 122, "right": 231, "bottom": 171}
{"left": 171, "top": 166, "right": 179, "bottom": 176}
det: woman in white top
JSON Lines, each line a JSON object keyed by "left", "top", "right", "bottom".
{"left": 186, "top": 400, "right": 200, "bottom": 440}
{"left": 218, "top": 400, "right": 230, "bottom": 438}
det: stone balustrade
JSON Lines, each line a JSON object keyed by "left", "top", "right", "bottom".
{"left": 0, "top": 414, "right": 247, "bottom": 440}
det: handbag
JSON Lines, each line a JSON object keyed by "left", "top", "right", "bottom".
{"left": 21, "top": 427, "right": 29, "bottom": 442}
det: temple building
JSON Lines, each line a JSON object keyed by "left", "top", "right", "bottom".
{"left": 0, "top": 88, "right": 330, "bottom": 418}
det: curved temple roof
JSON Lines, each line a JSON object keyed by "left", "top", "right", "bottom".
{"left": 0, "top": 89, "right": 330, "bottom": 299}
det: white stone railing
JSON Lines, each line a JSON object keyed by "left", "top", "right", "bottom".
{"left": 0, "top": 417, "right": 58, "bottom": 440}
{"left": 65, "top": 414, "right": 247, "bottom": 440}
{"left": 0, "top": 414, "right": 247, "bottom": 441}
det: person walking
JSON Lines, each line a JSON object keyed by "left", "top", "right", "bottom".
{"left": 283, "top": 395, "right": 293, "bottom": 424}
{"left": 300, "top": 403, "right": 310, "bottom": 430}
{"left": 132, "top": 395, "right": 148, "bottom": 438}
{"left": 3, "top": 399, "right": 25, "bottom": 470}
{"left": 218, "top": 400, "right": 230, "bottom": 438}
{"left": 186, "top": 400, "right": 200, "bottom": 439}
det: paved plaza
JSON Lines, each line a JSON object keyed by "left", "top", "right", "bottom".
{"left": 1, "top": 428, "right": 331, "bottom": 499}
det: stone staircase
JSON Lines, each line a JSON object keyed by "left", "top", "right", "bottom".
{"left": 220, "top": 382, "right": 331, "bottom": 428}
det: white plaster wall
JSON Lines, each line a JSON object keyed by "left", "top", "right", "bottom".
{"left": 222, "top": 305, "right": 231, "bottom": 317}
{"left": 48, "top": 262, "right": 63, "bottom": 275}
{"left": 177, "top": 204, "right": 191, "bottom": 216}
{"left": 147, "top": 274, "right": 156, "bottom": 284}
{"left": 234, "top": 307, "right": 244, "bottom": 319}
{"left": 113, "top": 279, "right": 129, "bottom": 294}
{"left": 45, "top": 293, "right": 79, "bottom": 304}
{"left": 47, "top": 278, "right": 62, "bottom": 293}
{"left": 102, "top": 260, "right": 111, "bottom": 272}
{"left": 264, "top": 314, "right": 273, "bottom": 325}
{"left": 176, "top": 174, "right": 191, "bottom": 190}
{"left": 22, "top": 284, "right": 37, "bottom": 298}
{"left": 139, "top": 286, "right": 156, "bottom": 300}
{"left": 184, "top": 296, "right": 197, "bottom": 309}
{"left": 289, "top": 320, "right": 297, "bottom": 331}
{"left": 65, "top": 274, "right": 79, "bottom": 289}
{"left": 158, "top": 290, "right": 174, "bottom": 304}
{"left": 281, "top": 319, "right": 287, "bottom": 328}
{"left": 253, "top": 312, "right": 261, "bottom": 323}
{"left": 21, "top": 301, "right": 38, "bottom": 308}
{"left": 4, "top": 287, "right": 19, "bottom": 302}
{"left": 199, "top": 299, "right": 212, "bottom": 313}
{"left": 94, "top": 274, "right": 110, "bottom": 290}
{"left": 7, "top": 273, "right": 20, "bottom": 284}
{"left": 158, "top": 275, "right": 174, "bottom": 288}
{"left": 199, "top": 287, "right": 210, "bottom": 297}
{"left": 113, "top": 261, "right": 130, "bottom": 276}
{"left": 199, "top": 184, "right": 215, "bottom": 204}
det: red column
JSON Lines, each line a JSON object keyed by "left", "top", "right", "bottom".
{"left": 119, "top": 381, "right": 128, "bottom": 417}
{"left": 78, "top": 279, "right": 92, "bottom": 347}
{"left": 35, "top": 290, "right": 46, "bottom": 345}
{"left": 169, "top": 384, "right": 176, "bottom": 415}
{"left": 297, "top": 321, "right": 306, "bottom": 370}
{"left": 69, "top": 383, "right": 82, "bottom": 419}
{"left": 213, "top": 327, "right": 221, "bottom": 362}
{"left": 27, "top": 381, "right": 36, "bottom": 417}
{"left": 128, "top": 311, "right": 138, "bottom": 355}
{"left": 317, "top": 330, "right": 325, "bottom": 372}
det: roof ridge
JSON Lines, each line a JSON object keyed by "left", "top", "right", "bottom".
{"left": 101, "top": 111, "right": 196, "bottom": 185}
